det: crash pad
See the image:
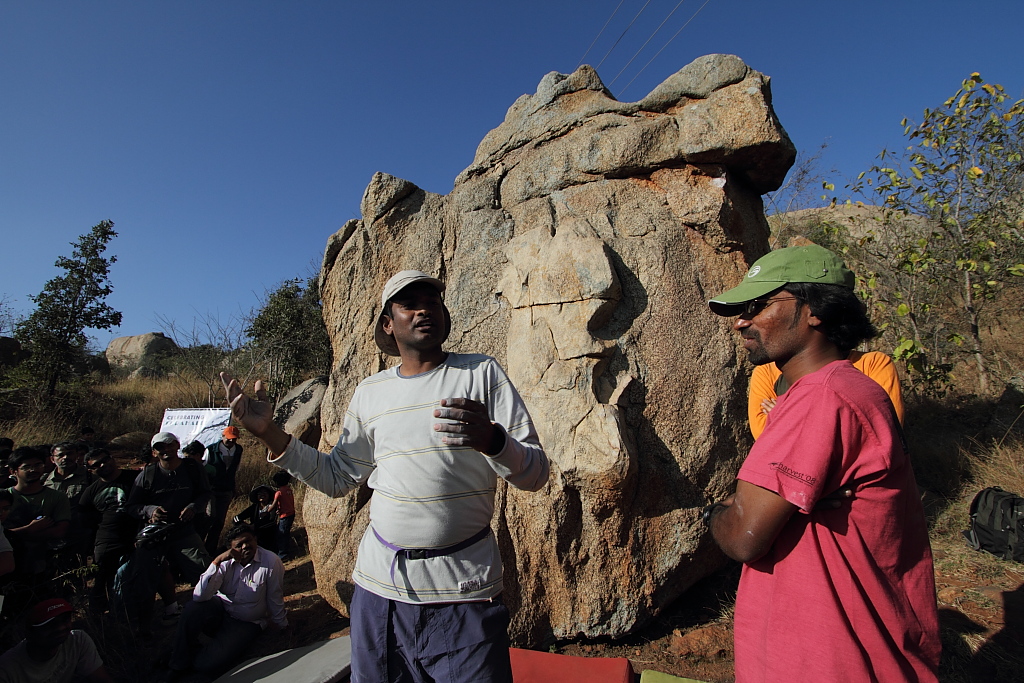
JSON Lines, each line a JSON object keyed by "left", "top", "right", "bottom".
{"left": 509, "top": 648, "right": 633, "bottom": 682}
{"left": 215, "top": 635, "right": 352, "bottom": 683}
{"left": 639, "top": 670, "right": 707, "bottom": 683}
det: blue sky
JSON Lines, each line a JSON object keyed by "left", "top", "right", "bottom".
{"left": 2, "top": 1, "right": 1022, "bottom": 348}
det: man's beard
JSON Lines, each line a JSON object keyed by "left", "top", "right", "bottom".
{"left": 744, "top": 331, "right": 771, "bottom": 366}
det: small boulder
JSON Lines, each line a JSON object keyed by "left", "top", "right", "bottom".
{"left": 105, "top": 332, "right": 178, "bottom": 372}
{"left": 275, "top": 376, "right": 328, "bottom": 448}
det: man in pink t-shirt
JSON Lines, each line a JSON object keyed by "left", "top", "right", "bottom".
{"left": 705, "top": 245, "right": 940, "bottom": 682}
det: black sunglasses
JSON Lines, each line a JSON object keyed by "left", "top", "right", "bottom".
{"left": 85, "top": 457, "right": 110, "bottom": 470}
{"left": 742, "top": 296, "right": 802, "bottom": 317}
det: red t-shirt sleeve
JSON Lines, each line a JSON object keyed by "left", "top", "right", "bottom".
{"left": 739, "top": 379, "right": 844, "bottom": 512}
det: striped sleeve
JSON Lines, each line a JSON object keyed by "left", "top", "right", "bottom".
{"left": 270, "top": 385, "right": 376, "bottom": 498}
{"left": 481, "top": 359, "right": 549, "bottom": 492}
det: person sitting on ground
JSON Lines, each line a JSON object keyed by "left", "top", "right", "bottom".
{"left": 77, "top": 448, "right": 140, "bottom": 612}
{"left": 126, "top": 433, "right": 213, "bottom": 586}
{"left": 165, "top": 523, "right": 287, "bottom": 680}
{"left": 748, "top": 348, "right": 905, "bottom": 439}
{"left": 0, "top": 489, "right": 15, "bottom": 579}
{"left": 45, "top": 441, "right": 93, "bottom": 560}
{"left": 3, "top": 447, "right": 71, "bottom": 578}
{"left": 0, "top": 598, "right": 115, "bottom": 683}
{"left": 270, "top": 471, "right": 295, "bottom": 560}
{"left": 202, "top": 426, "right": 244, "bottom": 556}
{"left": 231, "top": 485, "right": 277, "bottom": 553}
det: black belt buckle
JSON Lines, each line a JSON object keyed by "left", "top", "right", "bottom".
{"left": 405, "top": 549, "right": 429, "bottom": 561}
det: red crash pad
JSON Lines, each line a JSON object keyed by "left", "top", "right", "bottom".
{"left": 509, "top": 648, "right": 634, "bottom": 683}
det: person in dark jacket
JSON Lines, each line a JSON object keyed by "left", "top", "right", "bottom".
{"left": 202, "top": 427, "right": 243, "bottom": 555}
{"left": 78, "top": 449, "right": 139, "bottom": 612}
{"left": 126, "top": 433, "right": 213, "bottom": 585}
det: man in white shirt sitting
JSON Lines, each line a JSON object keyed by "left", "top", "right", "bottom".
{"left": 166, "top": 524, "right": 287, "bottom": 680}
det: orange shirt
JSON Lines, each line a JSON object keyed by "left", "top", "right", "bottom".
{"left": 273, "top": 485, "right": 295, "bottom": 518}
{"left": 748, "top": 350, "right": 904, "bottom": 439}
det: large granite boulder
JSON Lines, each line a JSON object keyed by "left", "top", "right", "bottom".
{"left": 305, "top": 54, "right": 793, "bottom": 645}
{"left": 105, "top": 332, "right": 178, "bottom": 371}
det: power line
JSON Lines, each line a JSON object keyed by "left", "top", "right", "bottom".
{"left": 596, "top": 0, "right": 655, "bottom": 71}
{"left": 609, "top": 0, "right": 689, "bottom": 88}
{"left": 576, "top": 0, "right": 627, "bottom": 70}
{"left": 618, "top": 0, "right": 714, "bottom": 98}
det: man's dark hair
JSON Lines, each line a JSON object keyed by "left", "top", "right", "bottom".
{"left": 51, "top": 441, "right": 76, "bottom": 456}
{"left": 782, "top": 282, "right": 878, "bottom": 355}
{"left": 8, "top": 447, "right": 46, "bottom": 471}
{"left": 225, "top": 523, "right": 256, "bottom": 544}
{"left": 0, "top": 437, "right": 13, "bottom": 450}
{"left": 80, "top": 426, "right": 95, "bottom": 436}
{"left": 85, "top": 447, "right": 111, "bottom": 463}
{"left": 181, "top": 441, "right": 205, "bottom": 456}
{"left": 272, "top": 471, "right": 293, "bottom": 487}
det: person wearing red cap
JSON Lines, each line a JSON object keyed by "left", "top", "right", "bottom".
{"left": 202, "top": 425, "right": 244, "bottom": 555}
{"left": 0, "top": 598, "right": 114, "bottom": 682}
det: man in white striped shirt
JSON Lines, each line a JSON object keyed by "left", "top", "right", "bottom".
{"left": 221, "top": 270, "right": 548, "bottom": 683}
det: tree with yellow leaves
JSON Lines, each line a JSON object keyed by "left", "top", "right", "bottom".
{"left": 847, "top": 73, "right": 1024, "bottom": 395}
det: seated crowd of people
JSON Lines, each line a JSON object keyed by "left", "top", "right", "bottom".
{"left": 0, "top": 426, "right": 296, "bottom": 682}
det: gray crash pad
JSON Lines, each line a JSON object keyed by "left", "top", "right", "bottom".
{"left": 215, "top": 635, "right": 351, "bottom": 683}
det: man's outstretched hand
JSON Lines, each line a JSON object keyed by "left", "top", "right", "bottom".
{"left": 220, "top": 372, "right": 291, "bottom": 456}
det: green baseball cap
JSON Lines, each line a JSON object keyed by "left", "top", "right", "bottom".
{"left": 709, "top": 244, "right": 854, "bottom": 316}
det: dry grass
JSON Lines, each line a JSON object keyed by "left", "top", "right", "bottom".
{"left": 0, "top": 408, "right": 77, "bottom": 446}
{"left": 88, "top": 375, "right": 214, "bottom": 437}
{"left": 930, "top": 438, "right": 1024, "bottom": 550}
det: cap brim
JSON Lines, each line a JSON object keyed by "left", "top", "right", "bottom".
{"left": 708, "top": 280, "right": 786, "bottom": 316}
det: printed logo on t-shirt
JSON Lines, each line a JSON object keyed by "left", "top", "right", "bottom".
{"left": 770, "top": 462, "right": 816, "bottom": 486}
{"left": 459, "top": 579, "right": 482, "bottom": 593}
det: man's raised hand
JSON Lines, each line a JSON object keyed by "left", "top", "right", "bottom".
{"left": 220, "top": 372, "right": 291, "bottom": 455}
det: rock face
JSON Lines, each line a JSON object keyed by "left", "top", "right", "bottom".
{"left": 306, "top": 54, "right": 793, "bottom": 645}
{"left": 274, "top": 376, "right": 328, "bottom": 448}
{"left": 105, "top": 332, "right": 178, "bottom": 371}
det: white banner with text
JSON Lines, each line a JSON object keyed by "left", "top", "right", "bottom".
{"left": 159, "top": 408, "right": 232, "bottom": 454}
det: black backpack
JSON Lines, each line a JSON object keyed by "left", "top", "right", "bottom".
{"left": 963, "top": 487, "right": 1024, "bottom": 562}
